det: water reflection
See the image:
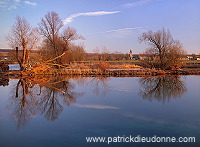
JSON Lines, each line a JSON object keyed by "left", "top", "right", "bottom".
{"left": 36, "top": 77, "right": 83, "bottom": 121}
{"left": 139, "top": 76, "right": 187, "bottom": 103}
{"left": 7, "top": 76, "right": 85, "bottom": 129}
{"left": 3, "top": 75, "right": 187, "bottom": 129}
{"left": 86, "top": 76, "right": 110, "bottom": 96}
{"left": 6, "top": 76, "right": 110, "bottom": 129}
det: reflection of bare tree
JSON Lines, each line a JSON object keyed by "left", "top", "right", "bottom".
{"left": 89, "top": 76, "right": 110, "bottom": 96}
{"left": 7, "top": 76, "right": 110, "bottom": 129}
{"left": 37, "top": 89, "right": 63, "bottom": 121}
{"left": 37, "top": 78, "right": 84, "bottom": 121}
{"left": 8, "top": 78, "right": 37, "bottom": 129}
{"left": 96, "top": 77, "right": 109, "bottom": 96}
{"left": 139, "top": 76, "right": 187, "bottom": 103}
{"left": 8, "top": 76, "right": 84, "bottom": 128}
{"left": 72, "top": 76, "right": 110, "bottom": 96}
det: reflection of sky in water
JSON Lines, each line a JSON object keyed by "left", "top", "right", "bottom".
{"left": 0, "top": 76, "right": 200, "bottom": 147}
{"left": 8, "top": 64, "right": 20, "bottom": 70}
{"left": 75, "top": 104, "right": 120, "bottom": 109}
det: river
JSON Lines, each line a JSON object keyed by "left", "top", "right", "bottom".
{"left": 0, "top": 75, "right": 199, "bottom": 147}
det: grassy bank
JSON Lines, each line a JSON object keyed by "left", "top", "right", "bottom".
{"left": 1, "top": 60, "right": 200, "bottom": 77}
{"left": 2, "top": 68, "right": 200, "bottom": 77}
{"left": 75, "top": 60, "right": 200, "bottom": 68}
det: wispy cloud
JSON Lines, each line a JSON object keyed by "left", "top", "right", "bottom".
{"left": 0, "top": 0, "right": 37, "bottom": 10}
{"left": 99, "top": 26, "right": 153, "bottom": 38}
{"left": 63, "top": 11, "right": 121, "bottom": 25}
{"left": 13, "top": 0, "right": 20, "bottom": 2}
{"left": 122, "top": 0, "right": 153, "bottom": 8}
{"left": 0, "top": 0, "right": 17, "bottom": 10}
{"left": 103, "top": 27, "right": 148, "bottom": 33}
{"left": 75, "top": 104, "right": 120, "bottom": 110}
{"left": 8, "top": 5, "right": 17, "bottom": 10}
{"left": 0, "top": 1, "right": 7, "bottom": 5}
{"left": 7, "top": 0, "right": 20, "bottom": 10}
{"left": 24, "top": 1, "right": 37, "bottom": 6}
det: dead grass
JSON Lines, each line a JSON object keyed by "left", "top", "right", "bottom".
{"left": 67, "top": 62, "right": 141, "bottom": 70}
{"left": 109, "top": 64, "right": 141, "bottom": 69}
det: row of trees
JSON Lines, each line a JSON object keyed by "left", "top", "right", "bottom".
{"left": 7, "top": 11, "right": 86, "bottom": 70}
{"left": 92, "top": 47, "right": 128, "bottom": 61}
{"left": 90, "top": 29, "right": 186, "bottom": 69}
{"left": 6, "top": 11, "right": 186, "bottom": 71}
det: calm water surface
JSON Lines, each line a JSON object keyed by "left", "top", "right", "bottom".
{"left": 0, "top": 75, "right": 199, "bottom": 147}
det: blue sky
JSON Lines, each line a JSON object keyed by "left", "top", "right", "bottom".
{"left": 0, "top": 0, "right": 200, "bottom": 54}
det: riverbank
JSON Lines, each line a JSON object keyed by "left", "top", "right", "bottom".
{"left": 1, "top": 68, "right": 200, "bottom": 77}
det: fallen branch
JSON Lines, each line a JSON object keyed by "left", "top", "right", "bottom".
{"left": 44, "top": 52, "right": 66, "bottom": 63}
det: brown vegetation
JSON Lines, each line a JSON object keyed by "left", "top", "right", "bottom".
{"left": 139, "top": 28, "right": 186, "bottom": 70}
{"left": 0, "top": 62, "right": 9, "bottom": 72}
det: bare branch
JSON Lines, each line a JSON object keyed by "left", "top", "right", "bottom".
{"left": 139, "top": 28, "right": 186, "bottom": 69}
{"left": 6, "top": 16, "right": 39, "bottom": 70}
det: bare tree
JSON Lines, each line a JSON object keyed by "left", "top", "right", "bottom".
{"left": 93, "top": 46, "right": 110, "bottom": 61}
{"left": 39, "top": 11, "right": 84, "bottom": 65}
{"left": 6, "top": 16, "right": 39, "bottom": 70}
{"left": 112, "top": 51, "right": 124, "bottom": 61}
{"left": 61, "top": 26, "right": 84, "bottom": 43}
{"left": 60, "top": 27, "right": 85, "bottom": 63}
{"left": 93, "top": 47, "right": 101, "bottom": 61}
{"left": 69, "top": 44, "right": 86, "bottom": 61}
{"left": 139, "top": 28, "right": 186, "bottom": 70}
{"left": 101, "top": 47, "right": 110, "bottom": 61}
{"left": 38, "top": 11, "right": 63, "bottom": 64}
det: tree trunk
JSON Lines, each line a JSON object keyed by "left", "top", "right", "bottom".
{"left": 16, "top": 47, "right": 23, "bottom": 70}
